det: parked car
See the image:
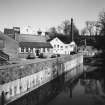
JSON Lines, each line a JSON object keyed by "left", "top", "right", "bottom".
{"left": 51, "top": 54, "right": 60, "bottom": 58}
{"left": 26, "top": 53, "right": 35, "bottom": 59}
{"left": 38, "top": 53, "right": 46, "bottom": 58}
{"left": 70, "top": 51, "right": 76, "bottom": 55}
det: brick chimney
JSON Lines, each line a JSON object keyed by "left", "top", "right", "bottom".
{"left": 71, "top": 18, "right": 73, "bottom": 41}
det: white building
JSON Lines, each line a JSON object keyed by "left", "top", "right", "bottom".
{"left": 17, "top": 34, "right": 52, "bottom": 58}
{"left": 50, "top": 37, "right": 76, "bottom": 55}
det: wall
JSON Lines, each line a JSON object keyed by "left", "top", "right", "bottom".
{"left": 50, "top": 37, "right": 75, "bottom": 54}
{"left": 0, "top": 39, "right": 4, "bottom": 50}
{"left": 18, "top": 47, "right": 52, "bottom": 58}
{"left": 0, "top": 33, "right": 19, "bottom": 60}
{"left": 0, "top": 53, "right": 83, "bottom": 105}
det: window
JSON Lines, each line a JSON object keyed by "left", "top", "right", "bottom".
{"left": 21, "top": 47, "right": 24, "bottom": 52}
{"left": 61, "top": 46, "right": 63, "bottom": 48}
{"left": 30, "top": 48, "right": 33, "bottom": 52}
{"left": 54, "top": 45, "right": 56, "bottom": 48}
{"left": 47, "top": 48, "right": 50, "bottom": 52}
{"left": 43, "top": 48, "right": 45, "bottom": 52}
{"left": 10, "top": 88, "right": 12, "bottom": 95}
{"left": 26, "top": 48, "right": 28, "bottom": 52}
{"left": 65, "top": 46, "right": 68, "bottom": 48}
{"left": 14, "top": 86, "right": 17, "bottom": 95}
{"left": 57, "top": 45, "right": 59, "bottom": 48}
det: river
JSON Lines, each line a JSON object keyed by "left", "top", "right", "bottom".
{"left": 46, "top": 66, "right": 105, "bottom": 105}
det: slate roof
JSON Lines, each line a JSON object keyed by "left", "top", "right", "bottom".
{"left": 48, "top": 35, "right": 72, "bottom": 44}
{"left": 16, "top": 34, "right": 47, "bottom": 42}
{"left": 19, "top": 42, "right": 53, "bottom": 48}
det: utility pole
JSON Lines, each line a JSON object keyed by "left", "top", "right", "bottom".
{"left": 71, "top": 18, "right": 73, "bottom": 41}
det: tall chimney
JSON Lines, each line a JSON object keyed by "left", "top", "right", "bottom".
{"left": 71, "top": 18, "right": 73, "bottom": 41}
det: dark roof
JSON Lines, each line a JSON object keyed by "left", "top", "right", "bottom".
{"left": 48, "top": 35, "right": 72, "bottom": 44}
{"left": 17, "top": 34, "right": 47, "bottom": 42}
{"left": 19, "top": 42, "right": 53, "bottom": 48}
{"left": 57, "top": 36, "right": 72, "bottom": 44}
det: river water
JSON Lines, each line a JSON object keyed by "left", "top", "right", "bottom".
{"left": 40, "top": 65, "right": 105, "bottom": 105}
{"left": 46, "top": 66, "right": 105, "bottom": 105}
{"left": 8, "top": 63, "right": 105, "bottom": 105}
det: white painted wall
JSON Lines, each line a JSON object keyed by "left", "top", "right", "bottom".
{"left": 50, "top": 37, "right": 76, "bottom": 54}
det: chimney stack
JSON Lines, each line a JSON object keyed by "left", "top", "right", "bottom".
{"left": 71, "top": 18, "right": 73, "bottom": 41}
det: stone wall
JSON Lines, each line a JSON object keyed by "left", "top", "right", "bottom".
{"left": 0, "top": 53, "right": 83, "bottom": 105}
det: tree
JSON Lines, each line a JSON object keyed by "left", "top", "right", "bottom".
{"left": 47, "top": 19, "right": 79, "bottom": 44}
{"left": 58, "top": 19, "right": 79, "bottom": 42}
{"left": 97, "top": 10, "right": 105, "bottom": 51}
{"left": 99, "top": 10, "right": 105, "bottom": 36}
{"left": 82, "top": 21, "right": 99, "bottom": 36}
{"left": 62, "top": 20, "right": 71, "bottom": 35}
{"left": 48, "top": 27, "right": 58, "bottom": 38}
{"left": 58, "top": 20, "right": 71, "bottom": 35}
{"left": 81, "top": 28, "right": 87, "bottom": 36}
{"left": 86, "top": 21, "right": 93, "bottom": 36}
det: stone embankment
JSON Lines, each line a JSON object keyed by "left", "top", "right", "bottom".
{"left": 0, "top": 53, "right": 83, "bottom": 105}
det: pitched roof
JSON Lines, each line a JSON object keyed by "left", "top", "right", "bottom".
{"left": 16, "top": 34, "right": 47, "bottom": 42}
{"left": 48, "top": 35, "right": 72, "bottom": 44}
{"left": 19, "top": 42, "right": 53, "bottom": 48}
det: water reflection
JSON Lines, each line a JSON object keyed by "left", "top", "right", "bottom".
{"left": 8, "top": 64, "right": 105, "bottom": 105}
{"left": 46, "top": 66, "right": 105, "bottom": 105}
{"left": 79, "top": 68, "right": 105, "bottom": 105}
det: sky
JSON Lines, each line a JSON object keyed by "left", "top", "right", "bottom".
{"left": 0, "top": 0, "right": 105, "bottom": 32}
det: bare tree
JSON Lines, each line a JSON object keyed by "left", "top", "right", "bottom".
{"left": 81, "top": 28, "right": 87, "bottom": 36}
{"left": 48, "top": 27, "right": 57, "bottom": 38}
{"left": 96, "top": 10, "right": 105, "bottom": 51}
{"left": 86, "top": 21, "right": 93, "bottom": 36}
{"left": 59, "top": 20, "right": 71, "bottom": 35}
{"left": 99, "top": 10, "right": 105, "bottom": 36}
{"left": 58, "top": 19, "right": 79, "bottom": 36}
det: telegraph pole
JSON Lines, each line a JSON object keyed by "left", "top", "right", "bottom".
{"left": 71, "top": 18, "right": 73, "bottom": 41}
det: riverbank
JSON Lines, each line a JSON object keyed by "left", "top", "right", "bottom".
{"left": 45, "top": 54, "right": 105, "bottom": 105}
{"left": 83, "top": 52, "right": 105, "bottom": 73}
{"left": 0, "top": 53, "right": 83, "bottom": 105}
